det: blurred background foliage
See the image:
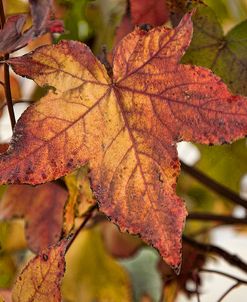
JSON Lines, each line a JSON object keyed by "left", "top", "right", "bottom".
{"left": 0, "top": 0, "right": 247, "bottom": 301}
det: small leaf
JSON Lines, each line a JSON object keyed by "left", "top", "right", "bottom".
{"left": 0, "top": 183, "right": 68, "bottom": 253}
{"left": 1, "top": 12, "right": 247, "bottom": 269}
{"left": 12, "top": 239, "right": 68, "bottom": 302}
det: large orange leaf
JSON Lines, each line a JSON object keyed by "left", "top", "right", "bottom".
{"left": 0, "top": 183, "right": 68, "bottom": 253}
{"left": 1, "top": 12, "right": 247, "bottom": 269}
{"left": 12, "top": 239, "right": 68, "bottom": 302}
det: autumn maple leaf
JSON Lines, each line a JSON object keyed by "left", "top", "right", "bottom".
{"left": 0, "top": 12, "right": 247, "bottom": 270}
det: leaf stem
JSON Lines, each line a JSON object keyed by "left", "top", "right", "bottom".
{"left": 0, "top": 0, "right": 16, "bottom": 130}
{"left": 187, "top": 213, "right": 247, "bottom": 225}
{"left": 181, "top": 162, "right": 247, "bottom": 210}
{"left": 183, "top": 235, "right": 247, "bottom": 273}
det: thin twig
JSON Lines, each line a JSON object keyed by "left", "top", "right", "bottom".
{"left": 183, "top": 235, "right": 247, "bottom": 273}
{"left": 187, "top": 213, "right": 247, "bottom": 225}
{"left": 65, "top": 204, "right": 98, "bottom": 253}
{"left": 195, "top": 280, "right": 201, "bottom": 302}
{"left": 0, "top": 0, "right": 16, "bottom": 130}
{"left": 199, "top": 269, "right": 247, "bottom": 284}
{"left": 217, "top": 282, "right": 240, "bottom": 302}
{"left": 181, "top": 162, "right": 247, "bottom": 209}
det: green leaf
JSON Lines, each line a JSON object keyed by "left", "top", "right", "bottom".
{"left": 182, "top": 4, "right": 247, "bottom": 95}
{"left": 62, "top": 228, "right": 131, "bottom": 301}
{"left": 196, "top": 139, "right": 247, "bottom": 193}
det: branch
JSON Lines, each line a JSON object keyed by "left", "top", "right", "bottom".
{"left": 187, "top": 212, "right": 247, "bottom": 225}
{"left": 181, "top": 162, "right": 247, "bottom": 210}
{"left": 65, "top": 204, "right": 98, "bottom": 253}
{"left": 217, "top": 282, "right": 239, "bottom": 302}
{"left": 200, "top": 269, "right": 247, "bottom": 302}
{"left": 0, "top": 0, "right": 16, "bottom": 130}
{"left": 183, "top": 235, "right": 247, "bottom": 273}
{"left": 199, "top": 269, "right": 247, "bottom": 284}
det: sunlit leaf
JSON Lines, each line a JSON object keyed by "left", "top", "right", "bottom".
{"left": 1, "top": 13, "right": 247, "bottom": 269}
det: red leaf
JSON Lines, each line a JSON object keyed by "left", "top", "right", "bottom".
{"left": 1, "top": 12, "right": 247, "bottom": 269}
{"left": 0, "top": 183, "right": 68, "bottom": 253}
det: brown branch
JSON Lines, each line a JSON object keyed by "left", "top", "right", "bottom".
{"left": 199, "top": 269, "right": 247, "bottom": 284}
{"left": 200, "top": 269, "right": 247, "bottom": 302}
{"left": 181, "top": 161, "right": 247, "bottom": 210}
{"left": 183, "top": 235, "right": 247, "bottom": 273}
{"left": 0, "top": 0, "right": 16, "bottom": 130}
{"left": 217, "top": 282, "right": 240, "bottom": 302}
{"left": 187, "top": 213, "right": 247, "bottom": 225}
{"left": 195, "top": 280, "right": 201, "bottom": 302}
{"left": 65, "top": 204, "right": 98, "bottom": 253}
